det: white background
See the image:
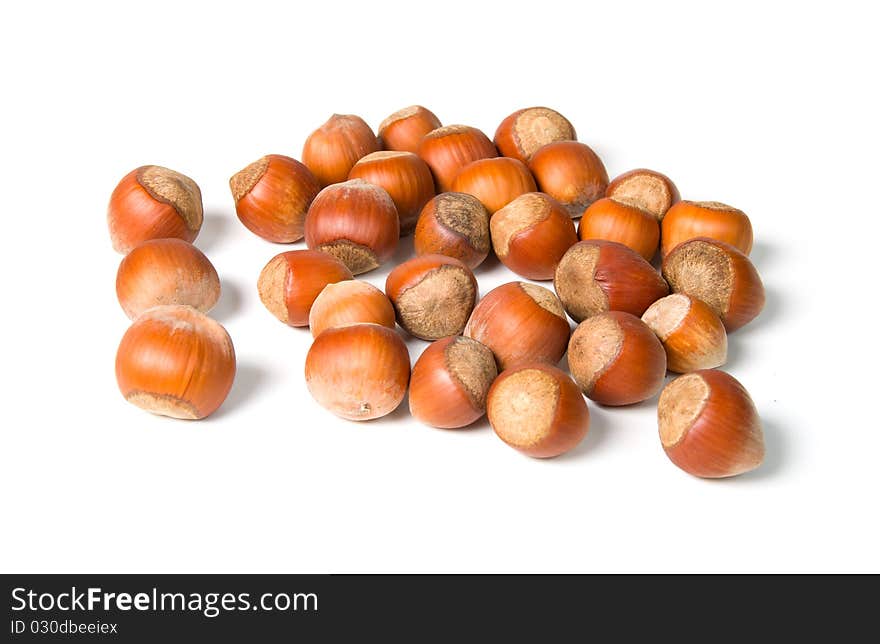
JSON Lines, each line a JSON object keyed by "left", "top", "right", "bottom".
{"left": 1, "top": 0, "right": 877, "bottom": 573}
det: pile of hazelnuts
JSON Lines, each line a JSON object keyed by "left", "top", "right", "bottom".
{"left": 109, "top": 105, "right": 767, "bottom": 478}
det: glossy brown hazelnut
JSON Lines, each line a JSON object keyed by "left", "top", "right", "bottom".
{"left": 464, "top": 282, "right": 570, "bottom": 370}
{"left": 661, "top": 201, "right": 754, "bottom": 257}
{"left": 257, "top": 249, "right": 353, "bottom": 327}
{"left": 578, "top": 197, "right": 660, "bottom": 261}
{"left": 107, "top": 165, "right": 203, "bottom": 254}
{"left": 115, "top": 305, "right": 235, "bottom": 419}
{"left": 568, "top": 311, "right": 666, "bottom": 406}
{"left": 659, "top": 369, "right": 764, "bottom": 478}
{"left": 554, "top": 240, "right": 669, "bottom": 322}
{"left": 378, "top": 105, "right": 442, "bottom": 153}
{"left": 450, "top": 157, "right": 537, "bottom": 214}
{"left": 385, "top": 254, "right": 477, "bottom": 340}
{"left": 605, "top": 168, "right": 680, "bottom": 220}
{"left": 490, "top": 193, "right": 577, "bottom": 280}
{"left": 528, "top": 141, "right": 608, "bottom": 217}
{"left": 304, "top": 179, "right": 400, "bottom": 275}
{"left": 642, "top": 294, "right": 728, "bottom": 373}
{"left": 229, "top": 154, "right": 320, "bottom": 243}
{"left": 487, "top": 363, "right": 589, "bottom": 458}
{"left": 409, "top": 336, "right": 498, "bottom": 429}
{"left": 493, "top": 107, "right": 577, "bottom": 163}
{"left": 302, "top": 114, "right": 380, "bottom": 187}
{"left": 348, "top": 151, "right": 435, "bottom": 233}
{"left": 308, "top": 280, "right": 396, "bottom": 338}
{"left": 662, "top": 238, "right": 764, "bottom": 332}
{"left": 417, "top": 125, "right": 498, "bottom": 192}
{"left": 413, "top": 192, "right": 490, "bottom": 269}
{"left": 304, "top": 323, "right": 410, "bottom": 421}
{"left": 116, "top": 239, "right": 220, "bottom": 320}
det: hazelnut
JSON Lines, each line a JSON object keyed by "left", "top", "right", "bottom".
{"left": 578, "top": 197, "right": 660, "bottom": 261}
{"left": 661, "top": 201, "right": 754, "bottom": 257}
{"left": 305, "top": 323, "right": 410, "bottom": 421}
{"left": 490, "top": 192, "right": 578, "bottom": 280}
{"left": 257, "top": 249, "right": 353, "bottom": 327}
{"left": 605, "top": 168, "right": 680, "bottom": 220}
{"left": 378, "top": 105, "right": 442, "bottom": 153}
{"left": 302, "top": 114, "right": 380, "bottom": 186}
{"left": 304, "top": 179, "right": 400, "bottom": 275}
{"left": 451, "top": 157, "right": 537, "bottom": 214}
{"left": 385, "top": 254, "right": 477, "bottom": 340}
{"left": 107, "top": 165, "right": 203, "bottom": 254}
{"left": 309, "top": 280, "right": 396, "bottom": 338}
{"left": 658, "top": 369, "right": 764, "bottom": 478}
{"left": 464, "top": 282, "right": 570, "bottom": 370}
{"left": 413, "top": 192, "right": 490, "bottom": 269}
{"left": 554, "top": 240, "right": 669, "bottom": 322}
{"left": 348, "top": 150, "right": 435, "bottom": 233}
{"left": 417, "top": 125, "right": 498, "bottom": 192}
{"left": 115, "top": 305, "right": 235, "bottom": 420}
{"left": 568, "top": 311, "right": 667, "bottom": 406}
{"left": 528, "top": 141, "right": 608, "bottom": 217}
{"left": 642, "top": 294, "right": 728, "bottom": 373}
{"left": 662, "top": 238, "right": 764, "bottom": 332}
{"left": 487, "top": 363, "right": 589, "bottom": 458}
{"left": 229, "top": 154, "right": 320, "bottom": 243}
{"left": 409, "top": 336, "right": 498, "bottom": 429}
{"left": 493, "top": 107, "right": 576, "bottom": 163}
{"left": 116, "top": 239, "right": 220, "bottom": 320}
